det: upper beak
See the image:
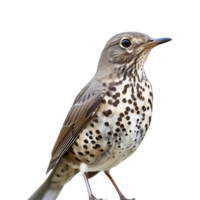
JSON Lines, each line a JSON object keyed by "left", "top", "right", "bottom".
{"left": 143, "top": 37, "right": 172, "bottom": 49}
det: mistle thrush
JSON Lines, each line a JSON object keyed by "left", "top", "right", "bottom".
{"left": 29, "top": 32, "right": 171, "bottom": 200}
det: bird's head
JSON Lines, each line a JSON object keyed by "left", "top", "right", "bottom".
{"left": 96, "top": 32, "right": 171, "bottom": 79}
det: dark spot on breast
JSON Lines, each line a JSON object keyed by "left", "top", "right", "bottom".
{"left": 126, "top": 116, "right": 130, "bottom": 120}
{"left": 120, "top": 113, "right": 124, "bottom": 117}
{"left": 115, "top": 99, "right": 120, "bottom": 104}
{"left": 84, "top": 139, "right": 88, "bottom": 144}
{"left": 107, "top": 110, "right": 112, "bottom": 114}
{"left": 118, "top": 117, "right": 122, "bottom": 122}
{"left": 109, "top": 87, "right": 116, "bottom": 91}
{"left": 113, "top": 102, "right": 118, "bottom": 107}
{"left": 75, "top": 142, "right": 78, "bottom": 146}
{"left": 105, "top": 122, "right": 109, "bottom": 126}
{"left": 124, "top": 111, "right": 128, "bottom": 115}
{"left": 95, "top": 144, "right": 100, "bottom": 148}
{"left": 90, "top": 154, "right": 94, "bottom": 157}
{"left": 78, "top": 152, "right": 84, "bottom": 156}
{"left": 142, "top": 106, "right": 146, "bottom": 111}
{"left": 89, "top": 131, "right": 93, "bottom": 135}
{"left": 108, "top": 100, "right": 113, "bottom": 105}
{"left": 122, "top": 84, "right": 129, "bottom": 94}
{"left": 102, "top": 99, "right": 106, "bottom": 104}
{"left": 70, "top": 148, "right": 75, "bottom": 154}
{"left": 108, "top": 131, "right": 112, "bottom": 135}
{"left": 126, "top": 107, "right": 130, "bottom": 111}
{"left": 116, "top": 92, "right": 120, "bottom": 97}
{"left": 149, "top": 116, "right": 151, "bottom": 124}
{"left": 103, "top": 111, "right": 109, "bottom": 117}
{"left": 96, "top": 130, "right": 100, "bottom": 134}
{"left": 131, "top": 94, "right": 136, "bottom": 101}
{"left": 83, "top": 145, "right": 88, "bottom": 149}
{"left": 107, "top": 91, "right": 112, "bottom": 97}
{"left": 75, "top": 157, "right": 81, "bottom": 162}
{"left": 116, "top": 122, "right": 120, "bottom": 126}
{"left": 112, "top": 95, "right": 117, "bottom": 99}
{"left": 122, "top": 98, "right": 127, "bottom": 103}
{"left": 98, "top": 135, "right": 103, "bottom": 139}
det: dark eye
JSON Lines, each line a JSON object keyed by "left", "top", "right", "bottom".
{"left": 121, "top": 39, "right": 131, "bottom": 48}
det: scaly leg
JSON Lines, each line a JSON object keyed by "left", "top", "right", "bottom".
{"left": 104, "top": 171, "right": 135, "bottom": 200}
{"left": 80, "top": 163, "right": 105, "bottom": 200}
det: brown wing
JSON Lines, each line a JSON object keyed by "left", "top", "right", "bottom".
{"left": 46, "top": 80, "right": 105, "bottom": 173}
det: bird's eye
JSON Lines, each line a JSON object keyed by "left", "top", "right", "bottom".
{"left": 121, "top": 39, "right": 131, "bottom": 48}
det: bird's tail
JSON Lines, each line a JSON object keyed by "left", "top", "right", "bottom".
{"left": 28, "top": 158, "right": 79, "bottom": 200}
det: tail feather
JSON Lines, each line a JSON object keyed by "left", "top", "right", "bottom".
{"left": 29, "top": 158, "right": 79, "bottom": 200}
{"left": 28, "top": 170, "right": 63, "bottom": 200}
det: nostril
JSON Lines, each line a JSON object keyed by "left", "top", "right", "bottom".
{"left": 149, "top": 39, "right": 154, "bottom": 42}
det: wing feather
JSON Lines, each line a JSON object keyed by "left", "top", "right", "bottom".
{"left": 46, "top": 80, "right": 105, "bottom": 173}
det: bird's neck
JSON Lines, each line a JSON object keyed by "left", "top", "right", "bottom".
{"left": 102, "top": 61, "right": 146, "bottom": 85}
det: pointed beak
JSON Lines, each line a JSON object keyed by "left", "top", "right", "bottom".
{"left": 143, "top": 37, "right": 172, "bottom": 49}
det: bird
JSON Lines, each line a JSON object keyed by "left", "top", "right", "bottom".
{"left": 29, "top": 32, "right": 171, "bottom": 200}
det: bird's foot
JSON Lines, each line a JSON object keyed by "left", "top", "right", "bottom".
{"left": 89, "top": 194, "right": 107, "bottom": 200}
{"left": 120, "top": 197, "right": 135, "bottom": 200}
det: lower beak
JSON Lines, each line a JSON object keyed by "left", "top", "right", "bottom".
{"left": 143, "top": 37, "right": 172, "bottom": 49}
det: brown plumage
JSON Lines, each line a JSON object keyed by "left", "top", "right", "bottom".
{"left": 29, "top": 32, "right": 171, "bottom": 200}
{"left": 47, "top": 80, "right": 106, "bottom": 173}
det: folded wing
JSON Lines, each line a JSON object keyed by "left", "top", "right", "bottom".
{"left": 46, "top": 80, "right": 105, "bottom": 173}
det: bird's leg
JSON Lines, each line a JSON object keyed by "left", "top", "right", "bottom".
{"left": 104, "top": 171, "right": 135, "bottom": 200}
{"left": 80, "top": 163, "right": 104, "bottom": 200}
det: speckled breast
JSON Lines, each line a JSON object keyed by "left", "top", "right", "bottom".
{"left": 64, "top": 73, "right": 153, "bottom": 172}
